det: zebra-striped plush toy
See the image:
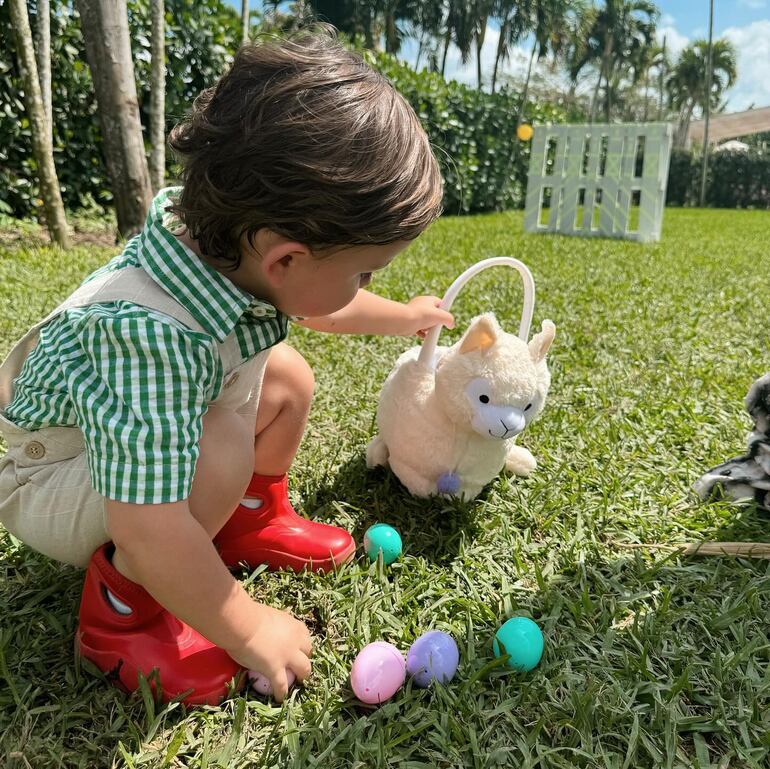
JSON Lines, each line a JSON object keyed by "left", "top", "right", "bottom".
{"left": 694, "top": 374, "right": 770, "bottom": 510}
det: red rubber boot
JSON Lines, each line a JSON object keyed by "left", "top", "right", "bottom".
{"left": 76, "top": 544, "right": 243, "bottom": 705}
{"left": 214, "top": 473, "right": 356, "bottom": 572}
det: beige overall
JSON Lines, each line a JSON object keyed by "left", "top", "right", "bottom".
{"left": 0, "top": 266, "right": 270, "bottom": 567}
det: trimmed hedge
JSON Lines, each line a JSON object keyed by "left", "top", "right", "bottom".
{"left": 0, "top": 0, "right": 240, "bottom": 219}
{"left": 666, "top": 147, "right": 770, "bottom": 209}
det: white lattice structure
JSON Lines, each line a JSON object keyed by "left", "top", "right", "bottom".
{"left": 524, "top": 123, "right": 673, "bottom": 242}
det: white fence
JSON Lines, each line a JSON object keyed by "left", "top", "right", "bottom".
{"left": 524, "top": 123, "right": 673, "bottom": 242}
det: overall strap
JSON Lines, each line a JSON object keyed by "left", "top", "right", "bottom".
{"left": 0, "top": 266, "right": 210, "bottom": 410}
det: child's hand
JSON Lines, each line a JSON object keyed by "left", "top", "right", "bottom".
{"left": 227, "top": 604, "right": 313, "bottom": 702}
{"left": 405, "top": 296, "right": 454, "bottom": 338}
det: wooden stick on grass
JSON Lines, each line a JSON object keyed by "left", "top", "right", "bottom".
{"left": 615, "top": 541, "right": 770, "bottom": 559}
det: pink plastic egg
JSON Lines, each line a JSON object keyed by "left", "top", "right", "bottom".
{"left": 350, "top": 641, "right": 406, "bottom": 704}
{"left": 248, "top": 669, "right": 296, "bottom": 696}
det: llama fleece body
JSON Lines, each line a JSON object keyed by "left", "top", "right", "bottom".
{"left": 367, "top": 314, "right": 555, "bottom": 499}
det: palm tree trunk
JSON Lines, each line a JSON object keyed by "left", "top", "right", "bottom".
{"left": 9, "top": 0, "right": 70, "bottom": 247}
{"left": 591, "top": 36, "right": 613, "bottom": 123}
{"left": 518, "top": 37, "right": 537, "bottom": 124}
{"left": 149, "top": 0, "right": 165, "bottom": 193}
{"left": 658, "top": 34, "right": 667, "bottom": 120}
{"left": 491, "top": 19, "right": 508, "bottom": 93}
{"left": 241, "top": 0, "right": 248, "bottom": 43}
{"left": 475, "top": 15, "right": 488, "bottom": 89}
{"left": 699, "top": 0, "right": 714, "bottom": 207}
{"left": 385, "top": 9, "right": 398, "bottom": 53}
{"left": 643, "top": 67, "right": 650, "bottom": 122}
{"left": 441, "top": 27, "right": 451, "bottom": 77}
{"left": 415, "top": 30, "right": 425, "bottom": 69}
{"left": 589, "top": 64, "right": 603, "bottom": 123}
{"left": 34, "top": 0, "right": 51, "bottom": 136}
{"left": 75, "top": 0, "right": 152, "bottom": 238}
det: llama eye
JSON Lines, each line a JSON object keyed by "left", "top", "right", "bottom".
{"left": 524, "top": 403, "right": 532, "bottom": 411}
{"left": 479, "top": 394, "right": 489, "bottom": 404}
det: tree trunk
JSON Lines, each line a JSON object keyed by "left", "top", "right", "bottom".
{"left": 74, "top": 0, "right": 152, "bottom": 238}
{"left": 475, "top": 15, "right": 487, "bottom": 89}
{"left": 676, "top": 100, "right": 695, "bottom": 149}
{"left": 590, "top": 35, "right": 613, "bottom": 123}
{"left": 699, "top": 0, "right": 714, "bottom": 207}
{"left": 589, "top": 64, "right": 603, "bottom": 123}
{"left": 491, "top": 19, "right": 507, "bottom": 93}
{"left": 441, "top": 27, "right": 451, "bottom": 77}
{"left": 34, "top": 0, "right": 51, "bottom": 136}
{"left": 658, "top": 34, "right": 666, "bottom": 120}
{"left": 518, "top": 38, "right": 537, "bottom": 124}
{"left": 9, "top": 0, "right": 70, "bottom": 248}
{"left": 149, "top": 0, "right": 165, "bottom": 192}
{"left": 385, "top": 9, "right": 398, "bottom": 54}
{"left": 241, "top": 0, "right": 248, "bottom": 43}
{"left": 415, "top": 30, "right": 425, "bottom": 70}
{"left": 643, "top": 67, "right": 650, "bottom": 122}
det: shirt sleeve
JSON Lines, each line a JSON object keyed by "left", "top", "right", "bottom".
{"left": 68, "top": 303, "right": 222, "bottom": 504}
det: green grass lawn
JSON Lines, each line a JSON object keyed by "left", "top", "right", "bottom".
{"left": 1, "top": 208, "right": 769, "bottom": 768}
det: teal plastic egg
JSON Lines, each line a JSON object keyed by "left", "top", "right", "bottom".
{"left": 363, "top": 523, "right": 402, "bottom": 565}
{"left": 492, "top": 617, "right": 544, "bottom": 672}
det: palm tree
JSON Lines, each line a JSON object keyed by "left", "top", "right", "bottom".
{"left": 569, "top": 0, "right": 658, "bottom": 122}
{"left": 667, "top": 38, "right": 737, "bottom": 148}
{"left": 440, "top": 0, "right": 476, "bottom": 78}
{"left": 635, "top": 40, "right": 667, "bottom": 121}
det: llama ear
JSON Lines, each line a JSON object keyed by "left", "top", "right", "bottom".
{"left": 459, "top": 314, "right": 499, "bottom": 355}
{"left": 528, "top": 320, "right": 555, "bottom": 363}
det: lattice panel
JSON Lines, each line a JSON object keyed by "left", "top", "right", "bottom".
{"left": 524, "top": 123, "right": 673, "bottom": 242}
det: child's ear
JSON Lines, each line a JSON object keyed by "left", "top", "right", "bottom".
{"left": 251, "top": 231, "right": 312, "bottom": 288}
{"left": 459, "top": 314, "right": 500, "bottom": 355}
{"left": 528, "top": 320, "right": 555, "bottom": 363}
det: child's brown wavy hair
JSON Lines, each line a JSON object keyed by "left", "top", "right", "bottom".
{"left": 168, "top": 27, "right": 443, "bottom": 268}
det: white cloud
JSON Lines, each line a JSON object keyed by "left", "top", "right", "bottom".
{"left": 660, "top": 13, "right": 676, "bottom": 26}
{"left": 738, "top": 0, "right": 767, "bottom": 9}
{"left": 657, "top": 25, "right": 689, "bottom": 57}
{"left": 723, "top": 20, "right": 770, "bottom": 110}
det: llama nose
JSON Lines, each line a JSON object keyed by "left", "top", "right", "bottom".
{"left": 501, "top": 408, "right": 526, "bottom": 435}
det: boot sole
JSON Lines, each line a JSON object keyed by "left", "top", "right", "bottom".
{"left": 221, "top": 538, "right": 357, "bottom": 573}
{"left": 75, "top": 634, "right": 244, "bottom": 706}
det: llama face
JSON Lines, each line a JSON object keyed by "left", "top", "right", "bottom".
{"left": 435, "top": 313, "right": 554, "bottom": 437}
{"left": 464, "top": 377, "right": 531, "bottom": 440}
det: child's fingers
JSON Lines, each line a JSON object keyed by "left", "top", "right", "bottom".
{"left": 270, "top": 668, "right": 290, "bottom": 702}
{"left": 289, "top": 650, "right": 313, "bottom": 682}
{"left": 299, "top": 627, "right": 313, "bottom": 657}
{"left": 435, "top": 308, "right": 454, "bottom": 328}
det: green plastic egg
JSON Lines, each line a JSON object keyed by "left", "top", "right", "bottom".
{"left": 363, "top": 523, "right": 402, "bottom": 565}
{"left": 493, "top": 617, "right": 544, "bottom": 672}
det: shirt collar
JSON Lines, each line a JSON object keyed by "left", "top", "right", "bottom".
{"left": 135, "top": 187, "right": 278, "bottom": 342}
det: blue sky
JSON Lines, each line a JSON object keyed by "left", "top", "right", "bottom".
{"left": 238, "top": 1, "right": 770, "bottom": 111}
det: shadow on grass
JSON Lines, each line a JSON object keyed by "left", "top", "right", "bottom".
{"left": 302, "top": 453, "right": 486, "bottom": 565}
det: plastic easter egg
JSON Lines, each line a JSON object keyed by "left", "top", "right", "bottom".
{"left": 406, "top": 631, "right": 460, "bottom": 687}
{"left": 350, "top": 641, "right": 406, "bottom": 704}
{"left": 363, "top": 523, "right": 402, "bottom": 565}
{"left": 248, "top": 669, "right": 296, "bottom": 696}
{"left": 516, "top": 123, "right": 534, "bottom": 141}
{"left": 493, "top": 617, "right": 544, "bottom": 672}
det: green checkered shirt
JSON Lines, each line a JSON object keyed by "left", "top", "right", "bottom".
{"left": 4, "top": 188, "right": 288, "bottom": 504}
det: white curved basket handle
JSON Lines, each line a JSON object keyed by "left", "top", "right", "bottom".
{"left": 417, "top": 257, "right": 535, "bottom": 370}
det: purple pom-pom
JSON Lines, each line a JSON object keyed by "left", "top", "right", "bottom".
{"left": 437, "top": 472, "right": 461, "bottom": 495}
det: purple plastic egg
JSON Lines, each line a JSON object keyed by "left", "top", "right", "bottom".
{"left": 406, "top": 631, "right": 460, "bottom": 687}
{"left": 350, "top": 641, "right": 406, "bottom": 704}
{"left": 248, "top": 669, "right": 296, "bottom": 696}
